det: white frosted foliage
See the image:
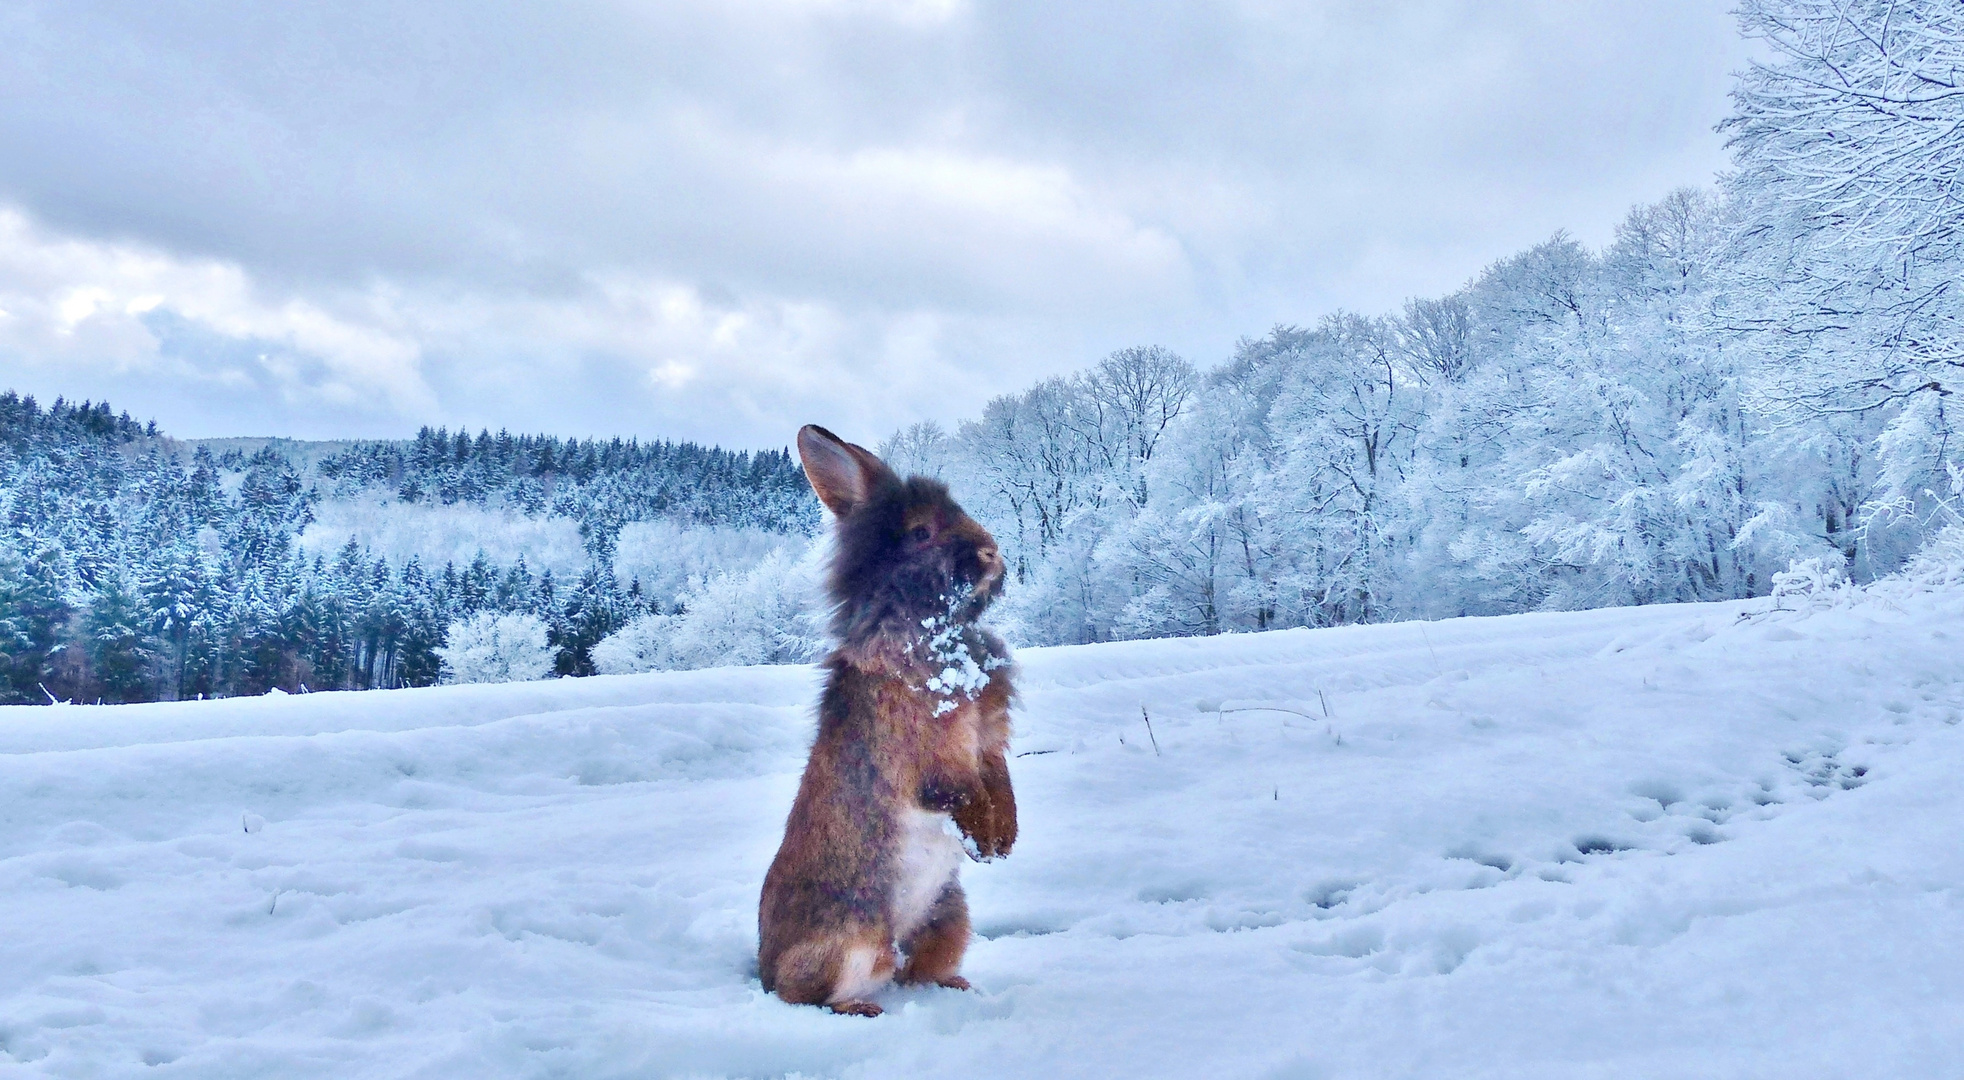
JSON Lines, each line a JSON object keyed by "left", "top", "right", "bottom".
{"left": 592, "top": 546, "right": 825, "bottom": 674}
{"left": 435, "top": 612, "right": 555, "bottom": 684}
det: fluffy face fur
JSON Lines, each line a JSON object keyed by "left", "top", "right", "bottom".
{"left": 829, "top": 474, "right": 1005, "bottom": 647}
{"left": 797, "top": 424, "right": 1005, "bottom": 662}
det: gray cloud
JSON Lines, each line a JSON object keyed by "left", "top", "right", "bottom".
{"left": 0, "top": 0, "right": 1753, "bottom": 446}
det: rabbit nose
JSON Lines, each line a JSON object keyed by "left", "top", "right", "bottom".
{"left": 976, "top": 546, "right": 1001, "bottom": 570}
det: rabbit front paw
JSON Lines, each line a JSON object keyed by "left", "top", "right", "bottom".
{"left": 952, "top": 798, "right": 1014, "bottom": 861}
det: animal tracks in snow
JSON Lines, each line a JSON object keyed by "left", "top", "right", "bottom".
{"left": 971, "top": 588, "right": 1964, "bottom": 992}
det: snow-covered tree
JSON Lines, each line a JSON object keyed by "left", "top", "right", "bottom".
{"left": 877, "top": 421, "right": 953, "bottom": 480}
{"left": 1725, "top": 0, "right": 1964, "bottom": 553}
{"left": 435, "top": 611, "right": 555, "bottom": 684}
{"left": 82, "top": 567, "right": 155, "bottom": 703}
{"left": 593, "top": 546, "right": 824, "bottom": 673}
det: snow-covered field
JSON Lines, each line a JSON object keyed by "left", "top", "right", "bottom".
{"left": 2, "top": 581, "right": 1961, "bottom": 1078}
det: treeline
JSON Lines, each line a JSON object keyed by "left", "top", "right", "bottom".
{"left": 318, "top": 427, "right": 816, "bottom": 557}
{"left": 0, "top": 394, "right": 814, "bottom": 704}
{"left": 868, "top": 0, "right": 1964, "bottom": 645}
{"left": 609, "top": 139, "right": 1963, "bottom": 664}
{"left": 893, "top": 207, "right": 1851, "bottom": 646}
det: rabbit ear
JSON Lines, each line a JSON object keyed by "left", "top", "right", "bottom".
{"left": 797, "top": 424, "right": 894, "bottom": 516}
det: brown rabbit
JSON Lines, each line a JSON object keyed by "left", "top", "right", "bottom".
{"left": 758, "top": 425, "right": 1018, "bottom": 1017}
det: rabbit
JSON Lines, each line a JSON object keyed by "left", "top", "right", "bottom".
{"left": 757, "top": 424, "right": 1018, "bottom": 1017}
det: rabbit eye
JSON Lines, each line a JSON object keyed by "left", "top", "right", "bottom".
{"left": 909, "top": 525, "right": 932, "bottom": 543}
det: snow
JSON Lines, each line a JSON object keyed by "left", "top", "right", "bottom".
{"left": 916, "top": 589, "right": 1005, "bottom": 716}
{"left": 2, "top": 583, "right": 1961, "bottom": 1077}
{"left": 299, "top": 495, "right": 590, "bottom": 578}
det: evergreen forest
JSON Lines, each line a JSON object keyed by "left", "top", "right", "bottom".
{"left": 0, "top": 394, "right": 816, "bottom": 704}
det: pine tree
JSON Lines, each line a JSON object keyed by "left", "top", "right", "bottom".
{"left": 141, "top": 542, "right": 212, "bottom": 701}
{"left": 0, "top": 537, "right": 77, "bottom": 703}
{"left": 0, "top": 542, "right": 36, "bottom": 703}
{"left": 85, "top": 568, "right": 156, "bottom": 703}
{"left": 554, "top": 565, "right": 625, "bottom": 676}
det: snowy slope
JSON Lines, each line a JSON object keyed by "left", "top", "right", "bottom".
{"left": 1, "top": 584, "right": 1961, "bottom": 1078}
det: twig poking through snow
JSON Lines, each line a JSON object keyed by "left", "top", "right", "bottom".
{"left": 1221, "top": 704, "right": 1318, "bottom": 722}
{"left": 1141, "top": 706, "right": 1161, "bottom": 756}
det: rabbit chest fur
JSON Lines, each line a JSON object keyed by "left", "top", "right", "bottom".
{"left": 892, "top": 807, "right": 965, "bottom": 940}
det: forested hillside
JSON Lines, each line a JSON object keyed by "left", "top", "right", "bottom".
{"left": 868, "top": 0, "right": 1964, "bottom": 645}
{"left": 0, "top": 396, "right": 815, "bottom": 704}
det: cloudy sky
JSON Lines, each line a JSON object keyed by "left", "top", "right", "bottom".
{"left": 0, "top": 0, "right": 1755, "bottom": 449}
